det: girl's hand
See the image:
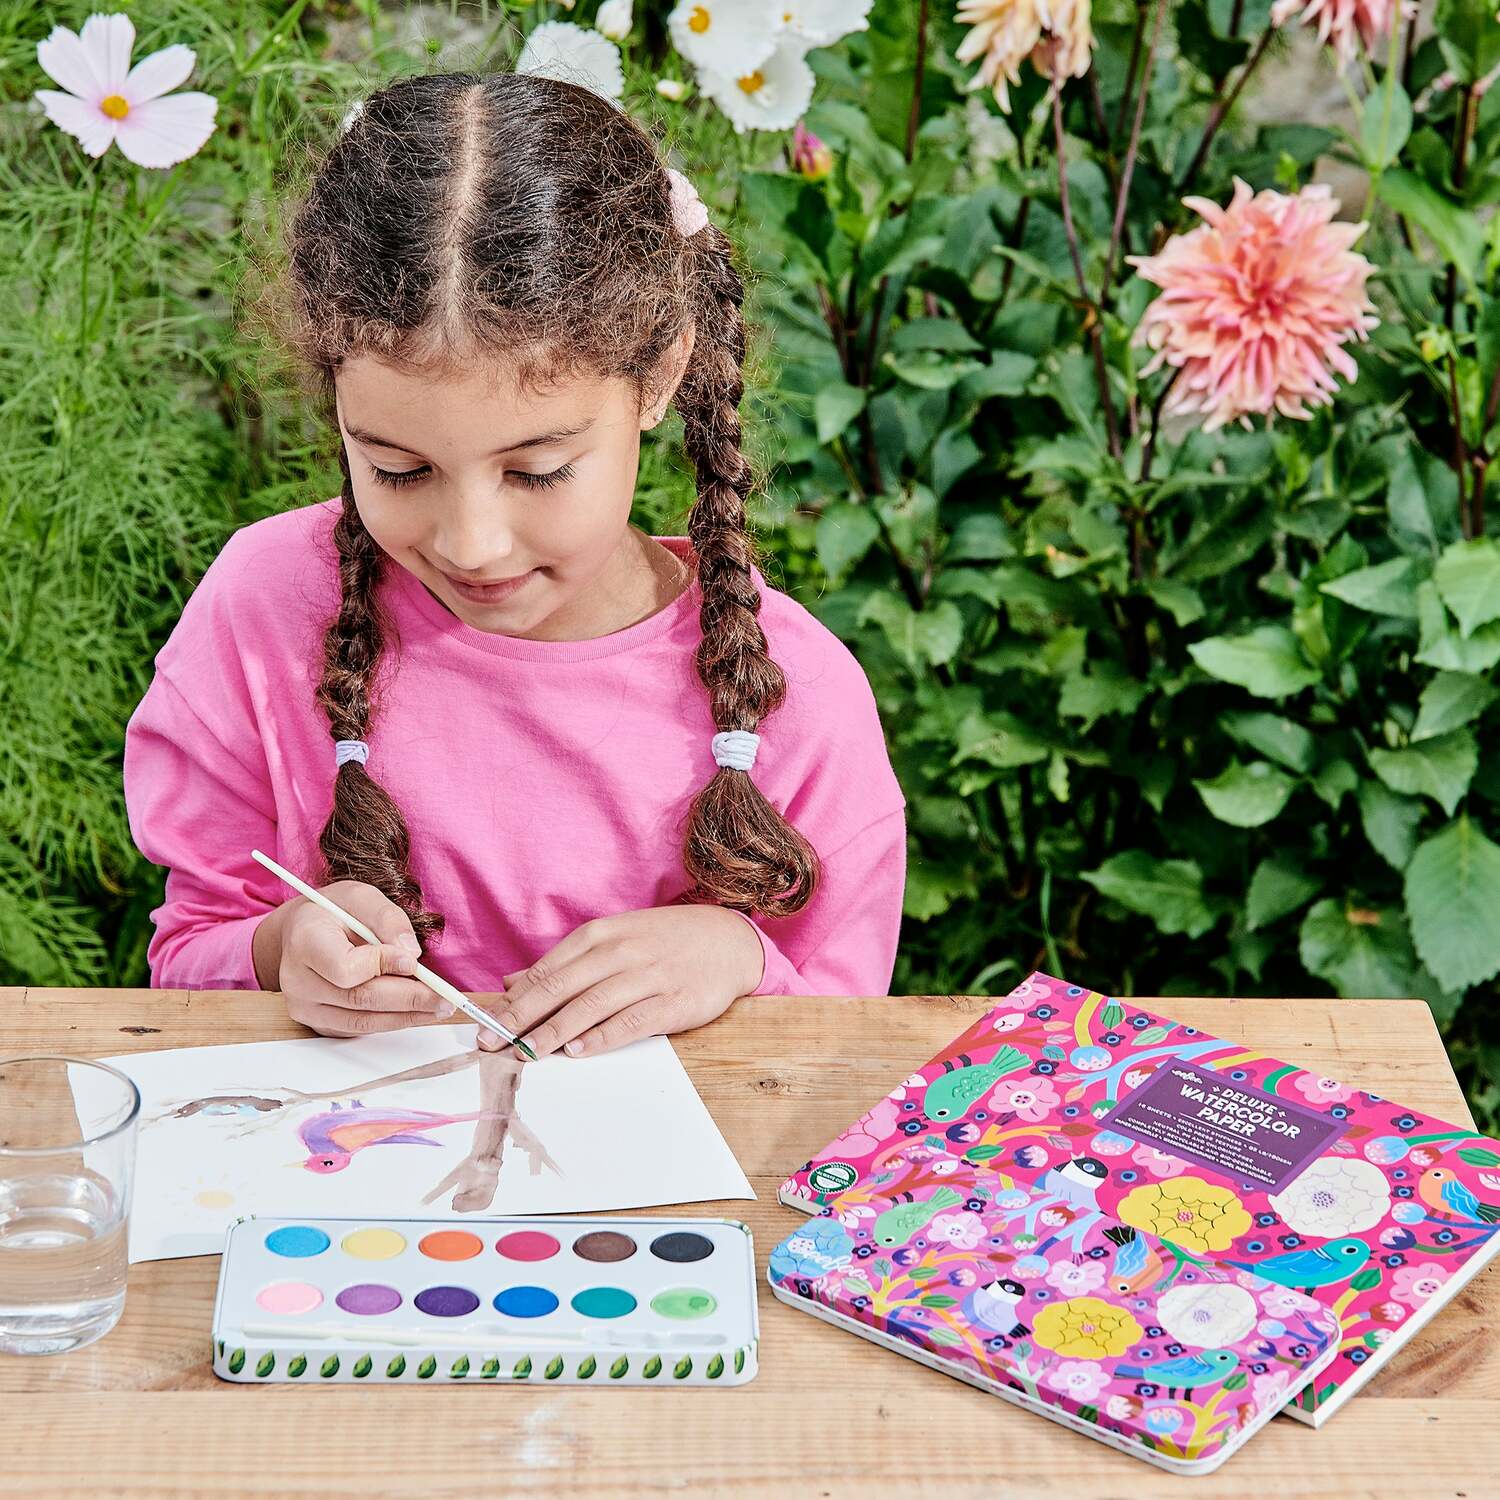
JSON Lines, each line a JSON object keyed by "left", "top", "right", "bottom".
{"left": 256, "top": 880, "right": 450, "bottom": 1037}
{"left": 483, "top": 906, "right": 765, "bottom": 1059}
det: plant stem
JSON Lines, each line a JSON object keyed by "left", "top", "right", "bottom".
{"left": 1115, "top": 0, "right": 1149, "bottom": 137}
{"left": 1229, "top": 0, "right": 1245, "bottom": 33}
{"left": 1174, "top": 28, "right": 1274, "bottom": 197}
{"left": 1139, "top": 366, "right": 1182, "bottom": 484}
{"left": 1449, "top": 353, "right": 1471, "bottom": 538}
{"left": 76, "top": 167, "right": 104, "bottom": 354}
{"left": 1052, "top": 87, "right": 1122, "bottom": 459}
{"left": 1102, "top": 0, "right": 1167, "bottom": 302}
{"left": 906, "top": 0, "right": 929, "bottom": 162}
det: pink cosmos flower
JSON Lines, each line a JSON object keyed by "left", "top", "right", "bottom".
{"left": 35, "top": 12, "right": 217, "bottom": 168}
{"left": 1390, "top": 1264, "right": 1450, "bottom": 1305}
{"left": 1129, "top": 179, "right": 1378, "bottom": 433}
{"left": 930, "top": 1210, "right": 985, "bottom": 1248}
{"left": 1045, "top": 1359, "right": 1112, "bottom": 1401}
{"left": 1271, "top": 0, "right": 1399, "bottom": 69}
{"left": 989, "top": 1075, "right": 1061, "bottom": 1120}
{"left": 1045, "top": 1257, "right": 1106, "bottom": 1295}
{"left": 1132, "top": 1144, "right": 1187, "bottom": 1178}
{"left": 1293, "top": 1074, "right": 1354, "bottom": 1105}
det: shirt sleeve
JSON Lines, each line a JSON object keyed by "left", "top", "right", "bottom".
{"left": 732, "top": 807, "right": 907, "bottom": 997}
{"left": 123, "top": 669, "right": 283, "bottom": 990}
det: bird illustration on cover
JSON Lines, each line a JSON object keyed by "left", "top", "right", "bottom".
{"left": 1418, "top": 1167, "right": 1500, "bottom": 1223}
{"left": 296, "top": 1100, "right": 500, "bottom": 1174}
{"left": 922, "top": 1046, "right": 1029, "bottom": 1120}
{"left": 1101, "top": 1223, "right": 1166, "bottom": 1295}
{"left": 1222, "top": 1236, "right": 1370, "bottom": 1289}
{"left": 873, "top": 1187, "right": 965, "bottom": 1246}
{"left": 1114, "top": 1348, "right": 1239, "bottom": 1393}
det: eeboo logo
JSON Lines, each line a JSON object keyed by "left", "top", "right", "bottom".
{"left": 808, "top": 1162, "right": 858, "bottom": 1194}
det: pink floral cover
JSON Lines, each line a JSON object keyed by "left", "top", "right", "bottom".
{"left": 780, "top": 972, "right": 1500, "bottom": 1421}
{"left": 767, "top": 1173, "right": 1341, "bottom": 1468}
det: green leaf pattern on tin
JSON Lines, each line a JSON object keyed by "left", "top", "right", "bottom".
{"left": 417, "top": 1356, "right": 437, "bottom": 1379}
{"left": 450, "top": 1356, "right": 469, "bottom": 1378}
{"left": 609, "top": 1356, "right": 629, "bottom": 1379}
{"left": 544, "top": 1356, "right": 564, "bottom": 1380}
{"left": 386, "top": 1355, "right": 406, "bottom": 1378}
{"left": 513, "top": 1356, "right": 532, "bottom": 1378}
{"left": 673, "top": 1356, "right": 692, "bottom": 1379}
{"left": 577, "top": 1355, "right": 596, "bottom": 1379}
{"left": 706, "top": 1354, "right": 724, "bottom": 1379}
{"left": 255, "top": 1353, "right": 275, "bottom": 1378}
{"left": 320, "top": 1356, "right": 340, "bottom": 1378}
{"left": 643, "top": 1355, "right": 662, "bottom": 1378}
{"left": 287, "top": 1355, "right": 307, "bottom": 1378}
{"left": 227, "top": 1348, "right": 245, "bottom": 1374}
{"left": 352, "top": 1355, "right": 372, "bottom": 1378}
{"left": 733, "top": 1348, "right": 745, "bottom": 1374}
{"left": 481, "top": 1358, "right": 500, "bottom": 1378}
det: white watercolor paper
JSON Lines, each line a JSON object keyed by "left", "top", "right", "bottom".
{"left": 92, "top": 1027, "right": 754, "bottom": 1262}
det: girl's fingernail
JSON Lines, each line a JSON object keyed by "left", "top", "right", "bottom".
{"left": 477, "top": 1028, "right": 496, "bottom": 1049}
{"left": 564, "top": 1040, "right": 581, "bottom": 1057}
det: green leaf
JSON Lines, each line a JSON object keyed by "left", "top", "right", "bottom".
{"left": 673, "top": 1356, "right": 693, "bottom": 1379}
{"left": 481, "top": 1359, "right": 501, "bottom": 1379}
{"left": 1082, "top": 851, "right": 1216, "bottom": 938}
{"left": 386, "top": 1355, "right": 406, "bottom": 1379}
{"left": 919, "top": 1293, "right": 958, "bottom": 1309}
{"left": 284, "top": 1353, "right": 305, "bottom": 1379}
{"left": 815, "top": 503, "right": 880, "bottom": 584}
{"left": 890, "top": 318, "right": 982, "bottom": 353}
{"left": 1377, "top": 170, "right": 1483, "bottom": 286}
{"left": 1358, "top": 82, "right": 1413, "bottom": 169}
{"left": 1319, "top": 557, "right": 1421, "bottom": 620}
{"left": 1434, "top": 539, "right": 1500, "bottom": 636}
{"left": 1434, "top": 0, "right": 1500, "bottom": 82}
{"left": 1459, "top": 1146, "right": 1500, "bottom": 1166}
{"left": 1175, "top": 0, "right": 1251, "bottom": 75}
{"left": 860, "top": 593, "right": 965, "bottom": 669}
{"left": 1414, "top": 671, "right": 1499, "bottom": 740}
{"left": 706, "top": 1353, "right": 725, "bottom": 1380}
{"left": 1406, "top": 816, "right": 1500, "bottom": 990}
{"left": 1370, "top": 729, "right": 1478, "bottom": 816}
{"left": 1312, "top": 759, "right": 1358, "bottom": 810}
{"left": 965, "top": 1143, "right": 1003, "bottom": 1161}
{"left": 928, "top": 1326, "right": 966, "bottom": 1349}
{"left": 1222, "top": 712, "right": 1315, "bottom": 773}
{"left": 1299, "top": 900, "right": 1418, "bottom": 998}
{"left": 449, "top": 1356, "right": 469, "bottom": 1379}
{"left": 1189, "top": 626, "right": 1320, "bottom": 698}
{"left": 643, "top": 1355, "right": 663, "bottom": 1379}
{"left": 946, "top": 512, "right": 1014, "bottom": 561}
{"left": 610, "top": 1356, "right": 630, "bottom": 1379}
{"left": 1247, "top": 857, "right": 1323, "bottom": 930}
{"left": 417, "top": 1356, "right": 437, "bottom": 1379}
{"left": 1058, "top": 666, "right": 1146, "bottom": 730}
{"left": 883, "top": 350, "right": 984, "bottom": 390}
{"left": 513, "top": 1356, "right": 532, "bottom": 1379}
{"left": 1415, "top": 581, "right": 1500, "bottom": 672}
{"left": 1194, "top": 761, "right": 1296, "bottom": 828}
{"left": 733, "top": 1349, "right": 745, "bottom": 1374}
{"left": 544, "top": 1356, "right": 565, "bottom": 1380}
{"left": 320, "top": 1355, "right": 340, "bottom": 1378}
{"left": 814, "top": 382, "right": 867, "bottom": 444}
{"left": 578, "top": 1356, "right": 597, "bottom": 1379}
{"left": 956, "top": 351, "right": 1039, "bottom": 403}
{"left": 1350, "top": 1268, "right": 1382, "bottom": 1292}
{"left": 227, "top": 1348, "right": 245, "bottom": 1375}
{"left": 954, "top": 710, "right": 1053, "bottom": 769}
{"left": 1149, "top": 581, "right": 1206, "bottom": 627}
{"left": 352, "top": 1354, "right": 372, "bottom": 1378}
{"left": 1223, "top": 1371, "right": 1250, "bottom": 1392}
{"left": 256, "top": 1353, "right": 276, "bottom": 1379}
{"left": 1359, "top": 780, "right": 1426, "bottom": 870}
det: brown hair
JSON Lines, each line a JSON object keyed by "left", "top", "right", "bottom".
{"left": 273, "top": 71, "right": 819, "bottom": 942}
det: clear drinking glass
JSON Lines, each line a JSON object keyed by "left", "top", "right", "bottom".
{"left": 0, "top": 1055, "right": 139, "bottom": 1354}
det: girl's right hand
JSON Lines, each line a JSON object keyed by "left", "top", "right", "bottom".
{"left": 256, "top": 880, "right": 451, "bottom": 1037}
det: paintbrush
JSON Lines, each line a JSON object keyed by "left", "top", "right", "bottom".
{"left": 250, "top": 848, "right": 536, "bottom": 1061}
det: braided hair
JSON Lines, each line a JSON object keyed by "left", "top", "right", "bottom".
{"left": 272, "top": 72, "right": 818, "bottom": 940}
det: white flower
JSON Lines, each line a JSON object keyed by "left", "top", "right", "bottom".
{"left": 656, "top": 77, "right": 688, "bottom": 99}
{"left": 516, "top": 21, "right": 625, "bottom": 103}
{"left": 697, "top": 34, "right": 813, "bottom": 133}
{"left": 595, "top": 0, "right": 635, "bottom": 41}
{"left": 669, "top": 0, "right": 783, "bottom": 77}
{"left": 34, "top": 11, "right": 217, "bottom": 168}
{"left": 1155, "top": 1283, "right": 1257, "bottom": 1348}
{"left": 777, "top": 0, "right": 873, "bottom": 46}
{"left": 1269, "top": 1155, "right": 1391, "bottom": 1238}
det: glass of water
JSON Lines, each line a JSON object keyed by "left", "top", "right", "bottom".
{"left": 0, "top": 1055, "right": 139, "bottom": 1355}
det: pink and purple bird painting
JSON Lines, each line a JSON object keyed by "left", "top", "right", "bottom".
{"left": 295, "top": 1100, "right": 499, "bottom": 1174}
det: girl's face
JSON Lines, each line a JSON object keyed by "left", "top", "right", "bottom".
{"left": 334, "top": 345, "right": 686, "bottom": 640}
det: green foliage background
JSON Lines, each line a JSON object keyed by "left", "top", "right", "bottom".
{"left": 2, "top": 0, "right": 1498, "bottom": 1126}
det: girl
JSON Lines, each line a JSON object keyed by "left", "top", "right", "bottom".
{"left": 123, "top": 70, "right": 906, "bottom": 1061}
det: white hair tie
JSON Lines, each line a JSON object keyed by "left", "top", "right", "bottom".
{"left": 711, "top": 730, "right": 759, "bottom": 772}
{"left": 666, "top": 168, "right": 709, "bottom": 238}
{"left": 334, "top": 739, "right": 369, "bottom": 767}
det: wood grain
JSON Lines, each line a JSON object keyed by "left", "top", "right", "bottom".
{"left": 0, "top": 989, "right": 1494, "bottom": 1498}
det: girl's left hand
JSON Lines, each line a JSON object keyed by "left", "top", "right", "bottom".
{"left": 480, "top": 905, "right": 766, "bottom": 1059}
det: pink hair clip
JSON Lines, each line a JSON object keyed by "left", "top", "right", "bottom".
{"left": 666, "top": 167, "right": 709, "bottom": 238}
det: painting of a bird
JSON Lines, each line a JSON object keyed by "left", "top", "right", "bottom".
{"left": 1038, "top": 1155, "right": 1109, "bottom": 1211}
{"left": 1102, "top": 1223, "right": 1166, "bottom": 1295}
{"left": 922, "top": 1048, "right": 1029, "bottom": 1121}
{"left": 1418, "top": 1167, "right": 1500, "bottom": 1224}
{"left": 1222, "top": 1236, "right": 1370, "bottom": 1289}
{"left": 872, "top": 1187, "right": 964, "bottom": 1246}
{"left": 1114, "top": 1348, "right": 1238, "bottom": 1393}
{"left": 295, "top": 1100, "right": 499, "bottom": 1174}
{"left": 962, "top": 1277, "right": 1029, "bottom": 1338}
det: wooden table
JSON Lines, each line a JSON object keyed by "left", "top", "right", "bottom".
{"left": 1, "top": 989, "right": 1495, "bottom": 1499}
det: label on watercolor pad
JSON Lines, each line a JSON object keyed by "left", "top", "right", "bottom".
{"left": 808, "top": 1162, "right": 858, "bottom": 1196}
{"left": 1097, "top": 1061, "right": 1346, "bottom": 1193}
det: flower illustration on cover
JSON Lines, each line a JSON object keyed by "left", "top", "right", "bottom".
{"left": 1045, "top": 1257, "right": 1107, "bottom": 1295}
{"left": 1155, "top": 1283, "right": 1257, "bottom": 1347}
{"left": 1032, "top": 1296, "right": 1143, "bottom": 1358}
{"left": 1117, "top": 1177, "right": 1253, "bottom": 1256}
{"left": 1268, "top": 1155, "right": 1390, "bottom": 1237}
{"left": 929, "top": 1209, "right": 985, "bottom": 1248}
{"left": 1293, "top": 1074, "right": 1355, "bottom": 1105}
{"left": 1389, "top": 1263, "right": 1449, "bottom": 1305}
{"left": 1045, "top": 1360, "right": 1112, "bottom": 1401}
{"left": 989, "top": 1075, "right": 1060, "bottom": 1120}
{"left": 769, "top": 1218, "right": 853, "bottom": 1281}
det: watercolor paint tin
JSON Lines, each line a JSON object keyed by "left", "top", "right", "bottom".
{"left": 766, "top": 1177, "right": 1340, "bottom": 1475}
{"left": 212, "top": 1215, "right": 758, "bottom": 1386}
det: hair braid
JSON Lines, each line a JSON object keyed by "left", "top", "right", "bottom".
{"left": 315, "top": 448, "right": 445, "bottom": 941}
{"left": 675, "top": 223, "right": 820, "bottom": 918}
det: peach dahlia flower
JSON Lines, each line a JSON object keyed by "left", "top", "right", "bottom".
{"left": 1128, "top": 179, "right": 1379, "bottom": 433}
{"left": 955, "top": 0, "right": 1094, "bottom": 114}
{"left": 1270, "top": 0, "right": 1400, "bottom": 70}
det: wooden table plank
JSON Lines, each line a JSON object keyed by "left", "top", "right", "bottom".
{"left": 1, "top": 989, "right": 1494, "bottom": 1499}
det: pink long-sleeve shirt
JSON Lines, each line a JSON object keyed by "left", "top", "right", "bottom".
{"left": 123, "top": 498, "right": 907, "bottom": 998}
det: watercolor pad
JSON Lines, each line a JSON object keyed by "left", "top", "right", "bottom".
{"left": 212, "top": 1215, "right": 758, "bottom": 1385}
{"left": 766, "top": 1176, "right": 1340, "bottom": 1474}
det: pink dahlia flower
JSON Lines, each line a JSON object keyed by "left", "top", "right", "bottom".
{"left": 955, "top": 0, "right": 1094, "bottom": 114}
{"left": 1270, "top": 0, "right": 1399, "bottom": 69}
{"left": 1128, "top": 179, "right": 1378, "bottom": 433}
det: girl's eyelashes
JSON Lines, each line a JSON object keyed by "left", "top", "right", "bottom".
{"left": 366, "top": 461, "right": 576, "bottom": 491}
